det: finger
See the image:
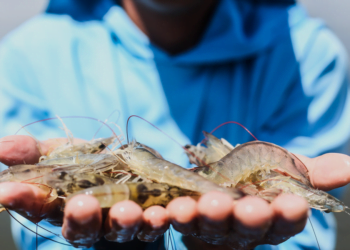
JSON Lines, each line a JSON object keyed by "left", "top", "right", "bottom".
{"left": 0, "top": 135, "right": 72, "bottom": 166}
{"left": 167, "top": 197, "right": 198, "bottom": 235}
{"left": 62, "top": 195, "right": 102, "bottom": 248}
{"left": 104, "top": 200, "right": 143, "bottom": 243}
{"left": 137, "top": 206, "right": 169, "bottom": 242}
{"left": 196, "top": 191, "right": 233, "bottom": 245}
{"left": 0, "top": 135, "right": 43, "bottom": 166}
{"left": 263, "top": 194, "right": 309, "bottom": 245}
{"left": 298, "top": 153, "right": 350, "bottom": 191}
{"left": 0, "top": 135, "right": 87, "bottom": 166}
{"left": 227, "top": 196, "right": 272, "bottom": 249}
{"left": 0, "top": 182, "right": 61, "bottom": 223}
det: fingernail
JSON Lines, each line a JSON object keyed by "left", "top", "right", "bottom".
{"left": 197, "top": 192, "right": 233, "bottom": 244}
{"left": 105, "top": 201, "right": 143, "bottom": 243}
{"left": 167, "top": 197, "right": 197, "bottom": 235}
{"left": 62, "top": 195, "right": 101, "bottom": 247}
{"left": 137, "top": 206, "right": 169, "bottom": 242}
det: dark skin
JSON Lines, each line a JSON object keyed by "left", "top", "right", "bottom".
{"left": 121, "top": 0, "right": 217, "bottom": 54}
{"left": 1, "top": 1, "right": 350, "bottom": 249}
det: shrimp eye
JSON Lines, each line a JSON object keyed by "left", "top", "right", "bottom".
{"left": 185, "top": 145, "right": 191, "bottom": 149}
{"left": 99, "top": 144, "right": 106, "bottom": 149}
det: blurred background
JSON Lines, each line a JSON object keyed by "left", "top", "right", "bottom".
{"left": 0, "top": 0, "right": 349, "bottom": 249}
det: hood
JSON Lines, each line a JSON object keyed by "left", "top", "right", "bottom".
{"left": 46, "top": 0, "right": 115, "bottom": 21}
{"left": 47, "top": 0, "right": 296, "bottom": 63}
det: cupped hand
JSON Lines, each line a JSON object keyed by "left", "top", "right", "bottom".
{"left": 0, "top": 136, "right": 348, "bottom": 249}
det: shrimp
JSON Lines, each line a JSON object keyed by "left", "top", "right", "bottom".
{"left": 193, "top": 140, "right": 349, "bottom": 213}
{"left": 38, "top": 153, "right": 129, "bottom": 173}
{"left": 0, "top": 165, "right": 64, "bottom": 213}
{"left": 193, "top": 141, "right": 311, "bottom": 187}
{"left": 67, "top": 182, "right": 201, "bottom": 210}
{"left": 258, "top": 172, "right": 348, "bottom": 213}
{"left": 185, "top": 132, "right": 236, "bottom": 166}
{"left": 0, "top": 165, "right": 61, "bottom": 184}
{"left": 114, "top": 142, "right": 242, "bottom": 200}
{"left": 39, "top": 136, "right": 118, "bottom": 161}
{"left": 44, "top": 171, "right": 117, "bottom": 197}
{"left": 0, "top": 169, "right": 120, "bottom": 213}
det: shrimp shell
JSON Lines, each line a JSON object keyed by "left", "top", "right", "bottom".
{"left": 67, "top": 183, "right": 200, "bottom": 210}
{"left": 195, "top": 141, "right": 311, "bottom": 188}
{"left": 40, "top": 136, "right": 117, "bottom": 161}
{"left": 185, "top": 132, "right": 235, "bottom": 166}
{"left": 38, "top": 153, "right": 128, "bottom": 173}
{"left": 119, "top": 144, "right": 242, "bottom": 200}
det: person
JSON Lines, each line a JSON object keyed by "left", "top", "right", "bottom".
{"left": 0, "top": 0, "right": 349, "bottom": 249}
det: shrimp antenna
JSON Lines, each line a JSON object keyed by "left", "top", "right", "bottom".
{"left": 36, "top": 223, "right": 64, "bottom": 238}
{"left": 308, "top": 216, "right": 321, "bottom": 250}
{"left": 126, "top": 115, "right": 184, "bottom": 148}
{"left": 344, "top": 206, "right": 350, "bottom": 216}
{"left": 206, "top": 121, "right": 258, "bottom": 142}
{"left": 108, "top": 122, "right": 125, "bottom": 148}
{"left": 6, "top": 209, "right": 72, "bottom": 247}
{"left": 92, "top": 110, "right": 121, "bottom": 140}
{"left": 15, "top": 115, "right": 118, "bottom": 138}
{"left": 56, "top": 115, "right": 74, "bottom": 145}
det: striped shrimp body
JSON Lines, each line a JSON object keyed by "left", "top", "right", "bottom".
{"left": 44, "top": 171, "right": 117, "bottom": 197}
{"left": 194, "top": 141, "right": 312, "bottom": 188}
{"left": 116, "top": 143, "right": 242, "bottom": 200}
{"left": 258, "top": 174, "right": 348, "bottom": 213}
{"left": 0, "top": 165, "right": 61, "bottom": 184}
{"left": 0, "top": 165, "right": 64, "bottom": 213}
{"left": 194, "top": 141, "right": 349, "bottom": 213}
{"left": 185, "top": 132, "right": 236, "bottom": 166}
{"left": 39, "top": 136, "right": 117, "bottom": 161}
{"left": 38, "top": 153, "right": 129, "bottom": 174}
{"left": 67, "top": 182, "right": 200, "bottom": 210}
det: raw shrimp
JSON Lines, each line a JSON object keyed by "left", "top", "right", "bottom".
{"left": 0, "top": 165, "right": 64, "bottom": 213}
{"left": 114, "top": 142, "right": 242, "bottom": 200}
{"left": 185, "top": 132, "right": 236, "bottom": 166}
{"left": 193, "top": 141, "right": 311, "bottom": 187}
{"left": 38, "top": 153, "right": 128, "bottom": 173}
{"left": 0, "top": 165, "right": 55, "bottom": 183}
{"left": 39, "top": 136, "right": 118, "bottom": 161}
{"left": 67, "top": 182, "right": 201, "bottom": 210}
{"left": 193, "top": 140, "right": 349, "bottom": 213}
{"left": 44, "top": 171, "right": 117, "bottom": 197}
{"left": 257, "top": 172, "right": 348, "bottom": 213}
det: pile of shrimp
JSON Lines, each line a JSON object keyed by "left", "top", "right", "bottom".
{"left": 185, "top": 130, "right": 348, "bottom": 214}
{"left": 0, "top": 116, "right": 348, "bottom": 224}
{"left": 0, "top": 119, "right": 242, "bottom": 215}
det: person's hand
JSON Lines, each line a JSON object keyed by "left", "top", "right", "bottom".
{"left": 0, "top": 135, "right": 347, "bottom": 249}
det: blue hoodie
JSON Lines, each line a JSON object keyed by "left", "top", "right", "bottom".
{"left": 0, "top": 0, "right": 349, "bottom": 249}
